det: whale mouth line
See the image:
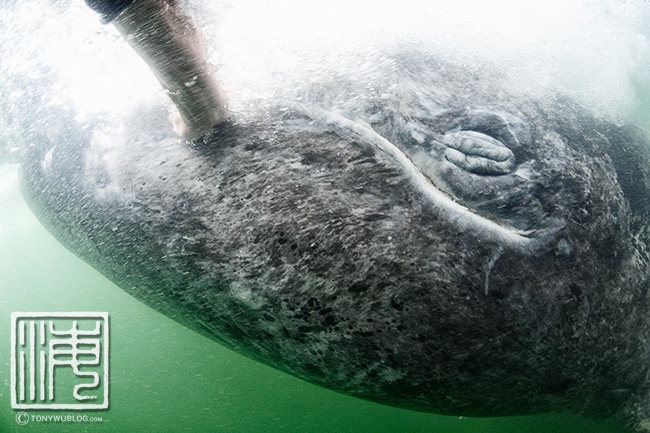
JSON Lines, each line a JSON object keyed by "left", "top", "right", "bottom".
{"left": 294, "top": 104, "right": 557, "bottom": 254}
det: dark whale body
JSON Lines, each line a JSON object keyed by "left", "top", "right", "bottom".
{"left": 19, "top": 53, "right": 650, "bottom": 430}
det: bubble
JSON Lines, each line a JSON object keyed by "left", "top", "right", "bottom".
{"left": 1, "top": 0, "right": 649, "bottom": 161}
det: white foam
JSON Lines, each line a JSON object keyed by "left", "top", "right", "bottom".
{"left": 189, "top": 0, "right": 650, "bottom": 121}
{"left": 1, "top": 0, "right": 648, "bottom": 135}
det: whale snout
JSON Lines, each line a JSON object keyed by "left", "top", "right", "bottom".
{"left": 19, "top": 51, "right": 650, "bottom": 424}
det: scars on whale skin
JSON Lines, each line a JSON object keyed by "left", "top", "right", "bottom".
{"left": 19, "top": 53, "right": 650, "bottom": 431}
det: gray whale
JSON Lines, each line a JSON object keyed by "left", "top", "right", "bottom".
{"left": 18, "top": 53, "right": 650, "bottom": 431}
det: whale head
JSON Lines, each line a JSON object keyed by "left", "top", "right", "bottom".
{"left": 15, "top": 44, "right": 650, "bottom": 432}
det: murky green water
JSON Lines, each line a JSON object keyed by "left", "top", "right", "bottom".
{"left": 0, "top": 165, "right": 629, "bottom": 433}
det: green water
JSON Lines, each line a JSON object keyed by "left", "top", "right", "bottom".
{"left": 0, "top": 169, "right": 631, "bottom": 433}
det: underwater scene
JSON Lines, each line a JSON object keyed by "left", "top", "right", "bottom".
{"left": 2, "top": 0, "right": 650, "bottom": 432}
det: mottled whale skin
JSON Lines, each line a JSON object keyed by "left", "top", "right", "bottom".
{"left": 18, "top": 53, "right": 650, "bottom": 430}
